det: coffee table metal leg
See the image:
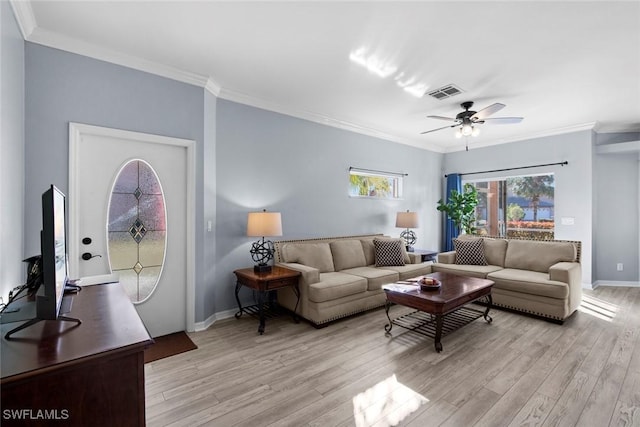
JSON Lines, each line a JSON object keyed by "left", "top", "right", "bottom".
{"left": 384, "top": 301, "right": 393, "bottom": 334}
{"left": 483, "top": 295, "right": 493, "bottom": 324}
{"left": 434, "top": 315, "right": 444, "bottom": 352}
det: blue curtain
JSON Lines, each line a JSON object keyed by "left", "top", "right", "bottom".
{"left": 443, "top": 173, "right": 462, "bottom": 251}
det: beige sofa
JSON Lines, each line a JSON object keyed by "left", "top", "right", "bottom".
{"left": 432, "top": 236, "right": 582, "bottom": 322}
{"left": 274, "top": 234, "right": 432, "bottom": 327}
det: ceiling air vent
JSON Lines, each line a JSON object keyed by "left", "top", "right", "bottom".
{"left": 427, "top": 84, "right": 463, "bottom": 100}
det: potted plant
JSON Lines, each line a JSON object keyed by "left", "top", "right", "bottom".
{"left": 436, "top": 183, "right": 479, "bottom": 234}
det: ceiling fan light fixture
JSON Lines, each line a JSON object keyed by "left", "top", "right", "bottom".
{"left": 461, "top": 123, "right": 473, "bottom": 137}
{"left": 454, "top": 128, "right": 463, "bottom": 138}
{"left": 471, "top": 126, "right": 480, "bottom": 137}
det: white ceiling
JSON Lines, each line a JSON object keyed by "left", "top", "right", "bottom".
{"left": 12, "top": 1, "right": 640, "bottom": 153}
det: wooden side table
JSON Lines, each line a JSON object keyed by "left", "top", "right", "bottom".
{"left": 233, "top": 266, "right": 301, "bottom": 335}
{"left": 413, "top": 249, "right": 438, "bottom": 262}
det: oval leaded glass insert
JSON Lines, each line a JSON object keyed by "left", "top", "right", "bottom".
{"left": 108, "top": 160, "right": 166, "bottom": 303}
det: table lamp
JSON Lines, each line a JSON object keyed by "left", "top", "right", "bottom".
{"left": 247, "top": 210, "right": 283, "bottom": 273}
{"left": 396, "top": 210, "right": 419, "bottom": 252}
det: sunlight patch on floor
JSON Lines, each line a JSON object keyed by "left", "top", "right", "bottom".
{"left": 352, "top": 374, "right": 428, "bottom": 427}
{"left": 578, "top": 294, "right": 618, "bottom": 322}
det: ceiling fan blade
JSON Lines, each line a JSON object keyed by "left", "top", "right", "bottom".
{"left": 482, "top": 117, "right": 524, "bottom": 124}
{"left": 427, "top": 115, "right": 458, "bottom": 122}
{"left": 471, "top": 103, "right": 506, "bottom": 120}
{"left": 420, "top": 124, "right": 457, "bottom": 135}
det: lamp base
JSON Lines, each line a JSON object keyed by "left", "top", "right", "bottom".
{"left": 254, "top": 264, "right": 272, "bottom": 273}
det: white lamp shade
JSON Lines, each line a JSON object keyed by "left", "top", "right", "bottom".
{"left": 247, "top": 211, "right": 283, "bottom": 237}
{"left": 396, "top": 211, "right": 419, "bottom": 228}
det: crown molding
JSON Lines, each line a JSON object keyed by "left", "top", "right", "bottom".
{"left": 218, "top": 87, "right": 441, "bottom": 152}
{"left": 443, "top": 122, "right": 598, "bottom": 153}
{"left": 26, "top": 26, "right": 210, "bottom": 88}
{"left": 205, "top": 78, "right": 221, "bottom": 97}
{"left": 9, "top": 0, "right": 37, "bottom": 39}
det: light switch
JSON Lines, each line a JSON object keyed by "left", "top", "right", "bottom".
{"left": 207, "top": 220, "right": 212, "bottom": 232}
{"left": 560, "top": 217, "right": 575, "bottom": 225}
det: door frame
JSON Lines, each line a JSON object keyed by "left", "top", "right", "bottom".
{"left": 68, "top": 122, "right": 196, "bottom": 332}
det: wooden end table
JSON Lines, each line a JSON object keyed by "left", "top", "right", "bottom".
{"left": 233, "top": 266, "right": 301, "bottom": 335}
{"left": 412, "top": 249, "right": 438, "bottom": 262}
{"left": 383, "top": 272, "right": 493, "bottom": 352}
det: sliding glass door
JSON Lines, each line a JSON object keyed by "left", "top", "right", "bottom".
{"left": 466, "top": 174, "right": 555, "bottom": 240}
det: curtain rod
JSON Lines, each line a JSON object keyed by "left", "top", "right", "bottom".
{"left": 444, "top": 161, "right": 568, "bottom": 178}
{"left": 349, "top": 166, "right": 408, "bottom": 177}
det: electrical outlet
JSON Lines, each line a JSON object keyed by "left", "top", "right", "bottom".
{"left": 617, "top": 263, "right": 624, "bottom": 271}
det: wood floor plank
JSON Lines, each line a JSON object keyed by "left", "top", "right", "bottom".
{"left": 507, "top": 391, "right": 555, "bottom": 427}
{"left": 540, "top": 370, "right": 598, "bottom": 427}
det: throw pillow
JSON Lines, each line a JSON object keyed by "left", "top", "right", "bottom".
{"left": 374, "top": 238, "right": 406, "bottom": 267}
{"left": 454, "top": 238, "right": 487, "bottom": 265}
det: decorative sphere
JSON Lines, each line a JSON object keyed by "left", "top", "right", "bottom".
{"left": 400, "top": 230, "right": 417, "bottom": 246}
{"left": 250, "top": 240, "right": 274, "bottom": 265}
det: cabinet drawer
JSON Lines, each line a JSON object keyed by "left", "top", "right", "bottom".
{"left": 266, "top": 278, "right": 297, "bottom": 289}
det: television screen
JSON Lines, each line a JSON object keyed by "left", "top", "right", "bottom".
{"left": 39, "top": 185, "right": 68, "bottom": 320}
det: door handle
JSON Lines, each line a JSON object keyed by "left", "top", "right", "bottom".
{"left": 81, "top": 252, "right": 102, "bottom": 261}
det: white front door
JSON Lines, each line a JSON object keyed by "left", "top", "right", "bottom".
{"left": 68, "top": 123, "right": 195, "bottom": 337}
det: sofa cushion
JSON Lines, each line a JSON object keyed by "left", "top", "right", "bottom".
{"left": 330, "top": 240, "right": 367, "bottom": 271}
{"left": 360, "top": 238, "right": 377, "bottom": 266}
{"left": 488, "top": 268, "right": 569, "bottom": 299}
{"left": 455, "top": 235, "right": 508, "bottom": 267}
{"left": 454, "top": 238, "right": 487, "bottom": 265}
{"left": 378, "top": 263, "right": 432, "bottom": 281}
{"left": 308, "top": 272, "right": 367, "bottom": 303}
{"left": 431, "top": 263, "right": 503, "bottom": 278}
{"left": 374, "top": 238, "right": 406, "bottom": 266}
{"left": 483, "top": 238, "right": 508, "bottom": 267}
{"left": 504, "top": 240, "right": 577, "bottom": 273}
{"left": 281, "top": 242, "right": 335, "bottom": 273}
{"left": 341, "top": 267, "right": 399, "bottom": 291}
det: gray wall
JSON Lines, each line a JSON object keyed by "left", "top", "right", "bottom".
{"left": 23, "top": 43, "right": 212, "bottom": 321}
{"left": 214, "top": 99, "right": 443, "bottom": 314}
{"left": 0, "top": 0, "right": 25, "bottom": 300}
{"left": 444, "top": 130, "right": 595, "bottom": 284}
{"left": 594, "top": 133, "right": 639, "bottom": 282}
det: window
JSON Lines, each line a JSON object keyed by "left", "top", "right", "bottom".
{"left": 466, "top": 174, "right": 555, "bottom": 239}
{"left": 107, "top": 160, "right": 167, "bottom": 303}
{"left": 349, "top": 169, "right": 403, "bottom": 199}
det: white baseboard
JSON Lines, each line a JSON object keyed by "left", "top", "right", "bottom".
{"left": 591, "top": 280, "right": 640, "bottom": 289}
{"left": 194, "top": 307, "right": 237, "bottom": 332}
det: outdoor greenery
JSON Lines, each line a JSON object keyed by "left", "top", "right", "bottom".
{"left": 349, "top": 173, "right": 397, "bottom": 198}
{"left": 510, "top": 175, "right": 555, "bottom": 221}
{"left": 507, "top": 220, "right": 555, "bottom": 240}
{"left": 507, "top": 203, "right": 525, "bottom": 221}
{"left": 437, "top": 183, "right": 479, "bottom": 234}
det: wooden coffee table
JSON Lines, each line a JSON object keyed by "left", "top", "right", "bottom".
{"left": 383, "top": 272, "right": 493, "bottom": 352}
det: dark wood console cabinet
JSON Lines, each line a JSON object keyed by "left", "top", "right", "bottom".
{"left": 1, "top": 282, "right": 153, "bottom": 426}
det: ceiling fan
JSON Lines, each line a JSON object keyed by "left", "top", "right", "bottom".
{"left": 421, "top": 101, "right": 523, "bottom": 139}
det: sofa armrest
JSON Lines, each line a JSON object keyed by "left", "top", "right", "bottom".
{"left": 437, "top": 251, "right": 456, "bottom": 264}
{"left": 407, "top": 253, "right": 422, "bottom": 264}
{"left": 549, "top": 261, "right": 583, "bottom": 315}
{"left": 277, "top": 262, "right": 320, "bottom": 285}
{"left": 549, "top": 262, "right": 581, "bottom": 284}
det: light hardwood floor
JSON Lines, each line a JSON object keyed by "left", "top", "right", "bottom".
{"left": 145, "top": 286, "right": 640, "bottom": 427}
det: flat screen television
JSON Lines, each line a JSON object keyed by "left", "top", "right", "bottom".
{"left": 37, "top": 185, "right": 68, "bottom": 320}
{"left": 4, "top": 185, "right": 80, "bottom": 339}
